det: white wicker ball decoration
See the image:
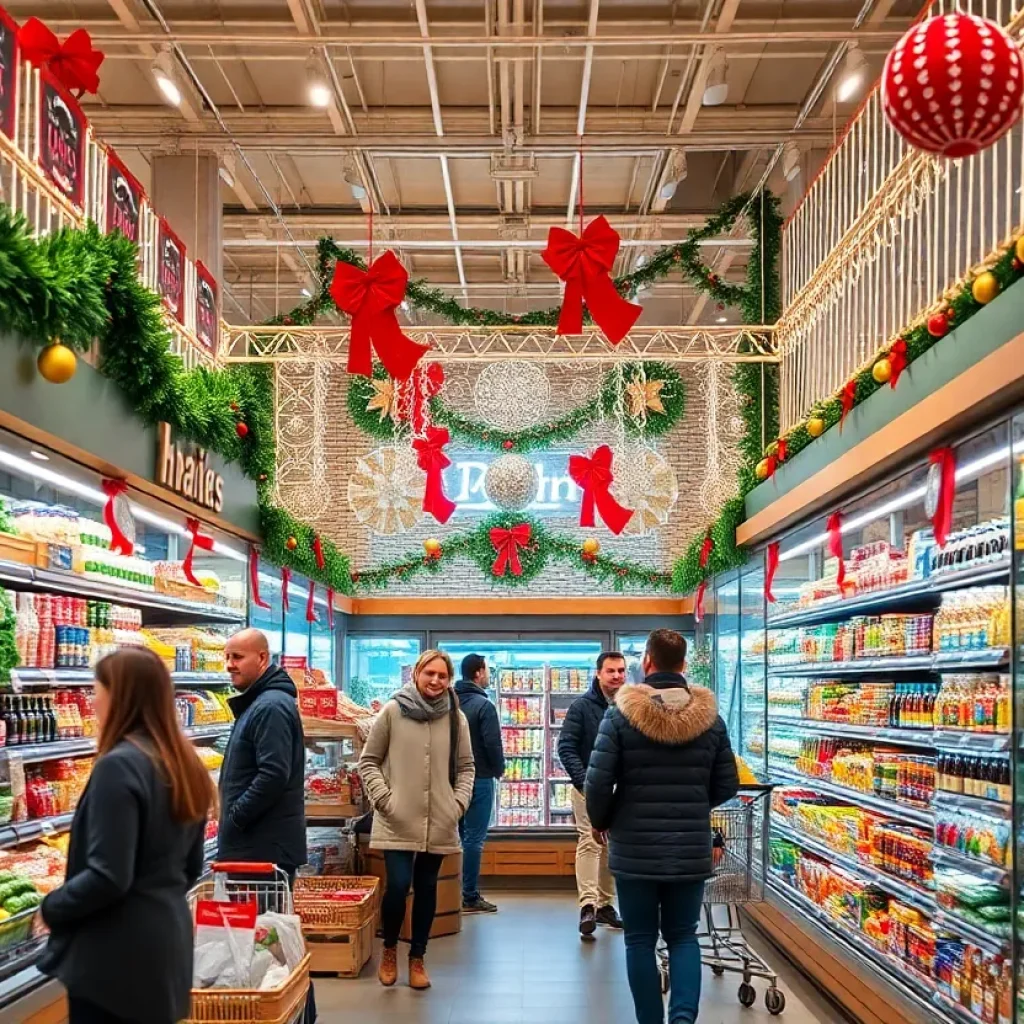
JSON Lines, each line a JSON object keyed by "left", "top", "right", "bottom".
{"left": 474, "top": 361, "right": 551, "bottom": 431}
{"left": 485, "top": 454, "right": 538, "bottom": 511}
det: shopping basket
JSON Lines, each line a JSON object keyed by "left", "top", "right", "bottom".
{"left": 186, "top": 862, "right": 311, "bottom": 1024}
{"left": 657, "top": 785, "right": 784, "bottom": 1015}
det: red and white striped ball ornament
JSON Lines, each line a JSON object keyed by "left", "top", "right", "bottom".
{"left": 882, "top": 12, "right": 1023, "bottom": 159}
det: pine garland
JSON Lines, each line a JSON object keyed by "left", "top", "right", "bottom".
{"left": 0, "top": 585, "right": 17, "bottom": 686}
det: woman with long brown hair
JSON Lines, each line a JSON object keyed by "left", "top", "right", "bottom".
{"left": 38, "top": 647, "right": 217, "bottom": 1024}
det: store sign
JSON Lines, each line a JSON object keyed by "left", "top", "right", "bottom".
{"left": 0, "top": 9, "right": 19, "bottom": 141}
{"left": 157, "top": 217, "right": 186, "bottom": 323}
{"left": 38, "top": 73, "right": 85, "bottom": 207}
{"left": 195, "top": 260, "right": 219, "bottom": 352}
{"left": 106, "top": 150, "right": 143, "bottom": 243}
{"left": 444, "top": 452, "right": 581, "bottom": 514}
{"left": 156, "top": 422, "right": 225, "bottom": 512}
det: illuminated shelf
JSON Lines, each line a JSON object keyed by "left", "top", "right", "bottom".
{"left": 11, "top": 668, "right": 230, "bottom": 688}
{"left": 767, "top": 649, "right": 1008, "bottom": 677}
{"left": 0, "top": 724, "right": 230, "bottom": 764}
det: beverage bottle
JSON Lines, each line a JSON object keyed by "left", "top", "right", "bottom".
{"left": 997, "top": 961, "right": 1012, "bottom": 1024}
{"left": 1, "top": 697, "right": 14, "bottom": 748}
{"left": 997, "top": 759, "right": 1011, "bottom": 803}
{"left": 936, "top": 752, "right": 947, "bottom": 792}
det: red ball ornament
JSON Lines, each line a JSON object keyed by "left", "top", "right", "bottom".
{"left": 882, "top": 13, "right": 1024, "bottom": 159}
{"left": 502, "top": 439, "right": 514, "bottom": 450}
{"left": 927, "top": 311, "right": 951, "bottom": 337}
{"left": 229, "top": 402, "right": 239, "bottom": 412}
{"left": 235, "top": 422, "right": 249, "bottom": 438}
{"left": 1014, "top": 258, "right": 1023, "bottom": 271}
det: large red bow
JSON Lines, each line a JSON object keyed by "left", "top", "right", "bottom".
{"left": 397, "top": 362, "right": 445, "bottom": 434}
{"left": 542, "top": 215, "right": 642, "bottom": 344}
{"left": 568, "top": 445, "right": 634, "bottom": 535}
{"left": 490, "top": 523, "right": 531, "bottom": 577}
{"left": 183, "top": 517, "right": 214, "bottom": 588}
{"left": 413, "top": 425, "right": 457, "bottom": 525}
{"left": 19, "top": 18, "right": 105, "bottom": 97}
{"left": 249, "top": 547, "right": 270, "bottom": 610}
{"left": 101, "top": 478, "right": 133, "bottom": 556}
{"left": 330, "top": 250, "right": 429, "bottom": 381}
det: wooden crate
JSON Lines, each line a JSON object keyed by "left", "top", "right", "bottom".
{"left": 305, "top": 801, "right": 360, "bottom": 820}
{"left": 293, "top": 876, "right": 379, "bottom": 930}
{"left": 306, "top": 917, "right": 375, "bottom": 978}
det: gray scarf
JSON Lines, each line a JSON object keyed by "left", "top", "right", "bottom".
{"left": 394, "top": 682, "right": 451, "bottom": 722}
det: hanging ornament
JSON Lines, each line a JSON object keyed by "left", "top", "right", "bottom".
{"left": 474, "top": 362, "right": 551, "bottom": 431}
{"left": 1016, "top": 236, "right": 1024, "bottom": 264}
{"left": 776, "top": 438, "right": 788, "bottom": 464}
{"left": 485, "top": 455, "right": 538, "bottom": 512}
{"left": 490, "top": 523, "right": 531, "bottom": 577}
{"left": 694, "top": 533, "right": 713, "bottom": 624}
{"left": 412, "top": 425, "right": 457, "bottom": 525}
{"left": 312, "top": 535, "right": 326, "bottom": 572}
{"left": 364, "top": 377, "right": 398, "bottom": 422}
{"left": 839, "top": 380, "right": 857, "bottom": 430}
{"left": 346, "top": 445, "right": 425, "bottom": 535}
{"left": 423, "top": 538, "right": 442, "bottom": 559}
{"left": 541, "top": 215, "right": 643, "bottom": 343}
{"left": 755, "top": 459, "right": 770, "bottom": 481}
{"left": 235, "top": 422, "right": 249, "bottom": 438}
{"left": 281, "top": 567, "right": 292, "bottom": 611}
{"left": 329, "top": 250, "right": 429, "bottom": 380}
{"left": 872, "top": 358, "right": 893, "bottom": 385}
{"left": 395, "top": 362, "right": 445, "bottom": 435}
{"left": 37, "top": 342, "right": 77, "bottom": 384}
{"left": 889, "top": 339, "right": 909, "bottom": 389}
{"left": 183, "top": 518, "right": 214, "bottom": 588}
{"left": 765, "top": 541, "right": 780, "bottom": 604}
{"left": 582, "top": 538, "right": 601, "bottom": 559}
{"left": 568, "top": 445, "right": 634, "bottom": 535}
{"left": 625, "top": 377, "right": 666, "bottom": 421}
{"left": 807, "top": 417, "right": 825, "bottom": 438}
{"left": 927, "top": 311, "right": 951, "bottom": 337}
{"left": 249, "top": 547, "right": 270, "bottom": 610}
{"left": 18, "top": 17, "right": 105, "bottom": 97}
{"left": 826, "top": 512, "right": 846, "bottom": 590}
{"left": 928, "top": 446, "right": 957, "bottom": 548}
{"left": 972, "top": 271, "right": 1000, "bottom": 304}
{"left": 609, "top": 444, "right": 678, "bottom": 537}
{"left": 305, "top": 580, "right": 317, "bottom": 624}
{"left": 881, "top": 12, "right": 1023, "bottom": 159}
{"left": 100, "top": 479, "right": 135, "bottom": 556}
{"left": 285, "top": 536, "right": 298, "bottom": 551}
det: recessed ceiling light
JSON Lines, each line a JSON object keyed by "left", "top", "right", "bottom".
{"left": 836, "top": 44, "right": 867, "bottom": 103}
{"left": 301, "top": 287, "right": 311, "bottom": 297}
{"left": 717, "top": 316, "right": 728, "bottom": 323}
{"left": 29, "top": 450, "right": 49, "bottom": 461}
{"left": 151, "top": 55, "right": 182, "bottom": 107}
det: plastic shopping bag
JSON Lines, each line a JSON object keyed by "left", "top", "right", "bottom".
{"left": 193, "top": 899, "right": 258, "bottom": 989}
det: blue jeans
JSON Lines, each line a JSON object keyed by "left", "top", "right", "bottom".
{"left": 381, "top": 850, "right": 445, "bottom": 957}
{"left": 458, "top": 777, "right": 495, "bottom": 902}
{"left": 617, "top": 878, "right": 706, "bottom": 1024}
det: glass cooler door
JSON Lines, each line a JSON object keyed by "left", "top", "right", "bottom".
{"left": 344, "top": 635, "right": 422, "bottom": 709}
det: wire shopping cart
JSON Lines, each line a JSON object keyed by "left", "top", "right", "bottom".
{"left": 657, "top": 785, "right": 783, "bottom": 1015}
{"left": 186, "top": 861, "right": 311, "bottom": 1024}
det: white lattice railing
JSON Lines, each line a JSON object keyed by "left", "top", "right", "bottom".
{"left": 779, "top": 0, "right": 1024, "bottom": 432}
{"left": 0, "top": 58, "right": 216, "bottom": 370}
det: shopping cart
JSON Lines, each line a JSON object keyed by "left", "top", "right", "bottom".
{"left": 186, "top": 861, "right": 311, "bottom": 1024}
{"left": 657, "top": 785, "right": 784, "bottom": 1015}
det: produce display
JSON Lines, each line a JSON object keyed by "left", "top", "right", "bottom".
{"left": 304, "top": 763, "right": 361, "bottom": 808}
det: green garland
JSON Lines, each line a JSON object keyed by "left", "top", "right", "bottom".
{"left": 0, "top": 585, "right": 17, "bottom": 686}
{"left": 348, "top": 361, "right": 685, "bottom": 452}
{"left": 353, "top": 513, "right": 672, "bottom": 593}
{"left": 267, "top": 194, "right": 772, "bottom": 329}
{"left": 0, "top": 207, "right": 352, "bottom": 594}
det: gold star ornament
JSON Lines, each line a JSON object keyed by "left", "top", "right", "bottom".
{"left": 365, "top": 377, "right": 397, "bottom": 422}
{"left": 626, "top": 378, "right": 666, "bottom": 419}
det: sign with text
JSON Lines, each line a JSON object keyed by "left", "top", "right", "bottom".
{"left": 38, "top": 72, "right": 84, "bottom": 207}
{"left": 443, "top": 450, "right": 581, "bottom": 516}
{"left": 0, "top": 8, "right": 19, "bottom": 141}
{"left": 195, "top": 260, "right": 218, "bottom": 352}
{"left": 156, "top": 422, "right": 225, "bottom": 513}
{"left": 106, "top": 150, "right": 143, "bottom": 243}
{"left": 156, "top": 217, "right": 185, "bottom": 323}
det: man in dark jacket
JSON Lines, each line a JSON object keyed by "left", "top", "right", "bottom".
{"left": 585, "top": 629, "right": 739, "bottom": 1024}
{"left": 454, "top": 653, "right": 505, "bottom": 913}
{"left": 558, "top": 651, "right": 626, "bottom": 938}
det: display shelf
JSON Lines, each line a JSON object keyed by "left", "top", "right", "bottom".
{"left": 767, "top": 650, "right": 1008, "bottom": 677}
{"left": 0, "top": 812, "right": 75, "bottom": 850}
{"left": 931, "top": 909, "right": 1011, "bottom": 958}
{"left": 10, "top": 668, "right": 230, "bottom": 688}
{"left": 0, "top": 723, "right": 230, "bottom": 764}
{"left": 765, "top": 560, "right": 1010, "bottom": 630}
{"left": 765, "top": 717, "right": 936, "bottom": 750}
{"left": 0, "top": 559, "right": 246, "bottom": 623}
{"left": 933, "top": 789, "right": 1012, "bottom": 819}
{"left": 932, "top": 729, "right": 1011, "bottom": 753}
{"left": 931, "top": 847, "right": 1010, "bottom": 885}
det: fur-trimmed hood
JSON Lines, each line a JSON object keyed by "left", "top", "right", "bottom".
{"left": 614, "top": 681, "right": 719, "bottom": 745}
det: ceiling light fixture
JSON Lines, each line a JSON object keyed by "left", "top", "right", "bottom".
{"left": 716, "top": 316, "right": 728, "bottom": 324}
{"left": 782, "top": 142, "right": 801, "bottom": 183}
{"left": 702, "top": 50, "right": 729, "bottom": 107}
{"left": 151, "top": 52, "right": 182, "bottom": 107}
{"left": 306, "top": 53, "right": 332, "bottom": 108}
{"left": 658, "top": 151, "right": 688, "bottom": 204}
{"left": 29, "top": 450, "right": 50, "bottom": 462}
{"left": 836, "top": 43, "right": 868, "bottom": 103}
{"left": 301, "top": 287, "right": 311, "bottom": 298}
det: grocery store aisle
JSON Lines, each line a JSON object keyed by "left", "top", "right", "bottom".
{"left": 315, "top": 892, "right": 843, "bottom": 1024}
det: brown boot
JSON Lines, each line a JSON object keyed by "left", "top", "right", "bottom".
{"left": 408, "top": 955, "right": 431, "bottom": 990}
{"left": 378, "top": 946, "right": 398, "bottom": 987}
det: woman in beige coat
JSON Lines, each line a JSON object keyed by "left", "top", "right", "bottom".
{"left": 359, "top": 649, "right": 474, "bottom": 990}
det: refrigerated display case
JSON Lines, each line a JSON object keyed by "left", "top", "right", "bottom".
{"left": 344, "top": 635, "right": 421, "bottom": 708}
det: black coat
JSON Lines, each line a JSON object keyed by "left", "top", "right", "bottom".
{"left": 585, "top": 672, "right": 739, "bottom": 882}
{"left": 218, "top": 665, "right": 306, "bottom": 871}
{"left": 557, "top": 679, "right": 608, "bottom": 791}
{"left": 454, "top": 679, "right": 505, "bottom": 780}
{"left": 38, "top": 737, "right": 205, "bottom": 1024}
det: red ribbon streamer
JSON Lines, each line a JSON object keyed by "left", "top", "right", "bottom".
{"left": 765, "top": 454, "right": 778, "bottom": 480}
{"left": 777, "top": 438, "right": 788, "bottom": 463}
{"left": 765, "top": 541, "right": 780, "bottom": 604}
{"left": 929, "top": 446, "right": 957, "bottom": 548}
{"left": 889, "top": 339, "right": 908, "bottom": 389}
{"left": 281, "top": 567, "right": 292, "bottom": 612}
{"left": 541, "top": 216, "right": 642, "bottom": 344}
{"left": 312, "top": 535, "right": 325, "bottom": 571}
{"left": 306, "top": 580, "right": 317, "bottom": 623}
{"left": 329, "top": 250, "right": 429, "bottom": 380}
{"left": 413, "top": 425, "right": 457, "bottom": 525}
{"left": 326, "top": 588, "right": 335, "bottom": 630}
{"left": 397, "top": 362, "right": 445, "bottom": 435}
{"left": 695, "top": 580, "right": 708, "bottom": 624}
{"left": 490, "top": 524, "right": 531, "bottom": 577}
{"left": 826, "top": 512, "right": 846, "bottom": 590}
{"left": 18, "top": 18, "right": 105, "bottom": 97}
{"left": 100, "top": 478, "right": 133, "bottom": 556}
{"left": 249, "top": 547, "right": 270, "bottom": 610}
{"left": 183, "top": 518, "right": 214, "bottom": 588}
{"left": 839, "top": 380, "right": 857, "bottom": 430}
{"left": 699, "top": 533, "right": 713, "bottom": 570}
{"left": 568, "top": 445, "right": 634, "bottom": 535}
{"left": 695, "top": 533, "right": 714, "bottom": 623}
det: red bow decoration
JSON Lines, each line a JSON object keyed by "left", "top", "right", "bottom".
{"left": 695, "top": 533, "right": 714, "bottom": 623}
{"left": 281, "top": 567, "right": 292, "bottom": 612}
{"left": 929, "top": 446, "right": 957, "bottom": 548}
{"left": 19, "top": 18, "right": 105, "bottom": 97}
{"left": 568, "top": 445, "right": 634, "bottom": 535}
{"left": 413, "top": 425, "right": 457, "bottom": 525}
{"left": 826, "top": 512, "right": 846, "bottom": 590}
{"left": 764, "top": 454, "right": 778, "bottom": 480}
{"left": 100, "top": 478, "right": 133, "bottom": 556}
{"left": 765, "top": 541, "right": 780, "bottom": 603}
{"left": 776, "top": 438, "right": 788, "bottom": 463}
{"left": 326, "top": 588, "right": 335, "bottom": 630}
{"left": 183, "top": 518, "right": 214, "bottom": 588}
{"left": 490, "top": 523, "right": 531, "bottom": 577}
{"left": 889, "top": 339, "right": 909, "bottom": 389}
{"left": 541, "top": 215, "right": 642, "bottom": 344}
{"left": 329, "top": 250, "right": 429, "bottom": 380}
{"left": 306, "top": 580, "right": 317, "bottom": 623}
{"left": 312, "top": 535, "right": 326, "bottom": 572}
{"left": 249, "top": 547, "right": 270, "bottom": 610}
{"left": 397, "top": 362, "right": 445, "bottom": 435}
{"left": 839, "top": 380, "right": 857, "bottom": 430}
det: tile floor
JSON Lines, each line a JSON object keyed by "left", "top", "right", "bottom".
{"left": 314, "top": 892, "right": 846, "bottom": 1024}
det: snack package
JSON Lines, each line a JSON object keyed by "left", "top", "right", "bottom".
{"left": 193, "top": 899, "right": 258, "bottom": 989}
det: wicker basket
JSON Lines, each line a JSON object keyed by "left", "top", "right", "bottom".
{"left": 292, "top": 876, "right": 379, "bottom": 931}
{"left": 187, "top": 954, "right": 310, "bottom": 1024}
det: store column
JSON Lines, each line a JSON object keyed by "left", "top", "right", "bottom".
{"left": 151, "top": 153, "right": 223, "bottom": 284}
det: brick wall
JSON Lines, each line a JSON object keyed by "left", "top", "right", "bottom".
{"left": 301, "top": 361, "right": 738, "bottom": 597}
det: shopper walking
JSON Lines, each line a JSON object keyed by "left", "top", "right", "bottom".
{"left": 38, "top": 648, "right": 216, "bottom": 1024}
{"left": 586, "top": 629, "right": 739, "bottom": 1024}
{"left": 558, "top": 651, "right": 626, "bottom": 938}
{"left": 359, "top": 649, "right": 474, "bottom": 990}
{"left": 454, "top": 653, "right": 505, "bottom": 913}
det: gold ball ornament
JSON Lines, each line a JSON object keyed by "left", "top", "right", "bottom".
{"left": 285, "top": 536, "right": 298, "bottom": 551}
{"left": 972, "top": 271, "right": 1000, "bottom": 305}
{"left": 807, "top": 417, "right": 825, "bottom": 438}
{"left": 423, "top": 538, "right": 442, "bottom": 556}
{"left": 755, "top": 459, "right": 770, "bottom": 482}
{"left": 1016, "top": 236, "right": 1024, "bottom": 264}
{"left": 37, "top": 342, "right": 77, "bottom": 384}
{"left": 872, "top": 358, "right": 892, "bottom": 385}
{"left": 582, "top": 538, "right": 601, "bottom": 556}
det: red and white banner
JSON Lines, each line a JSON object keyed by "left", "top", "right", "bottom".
{"left": 0, "top": 8, "right": 19, "bottom": 141}
{"left": 157, "top": 216, "right": 186, "bottom": 323}
{"left": 106, "top": 149, "right": 143, "bottom": 243}
{"left": 195, "top": 260, "right": 219, "bottom": 352}
{"left": 38, "top": 70, "right": 85, "bottom": 207}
